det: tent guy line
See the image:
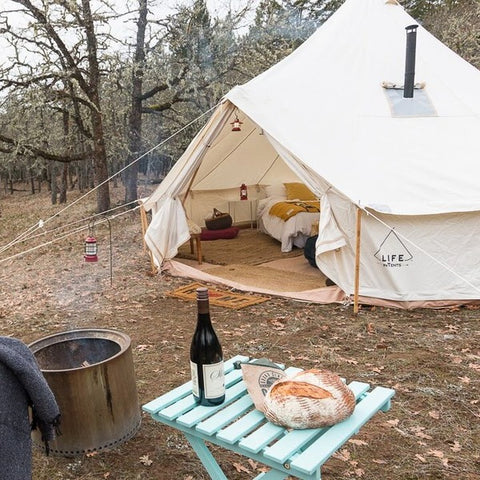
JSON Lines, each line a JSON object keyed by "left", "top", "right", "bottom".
{"left": 0, "top": 222, "right": 41, "bottom": 256}
{"left": 0, "top": 103, "right": 220, "bottom": 255}
{"left": 360, "top": 206, "right": 480, "bottom": 296}
{"left": 0, "top": 205, "right": 140, "bottom": 265}
{"left": 0, "top": 199, "right": 139, "bottom": 255}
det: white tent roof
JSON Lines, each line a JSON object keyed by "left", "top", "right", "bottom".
{"left": 222, "top": 0, "right": 480, "bottom": 215}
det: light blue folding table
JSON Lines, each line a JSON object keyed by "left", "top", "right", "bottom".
{"left": 143, "top": 355, "right": 395, "bottom": 480}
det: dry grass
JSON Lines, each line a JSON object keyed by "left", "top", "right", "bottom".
{"left": 0, "top": 186, "right": 479, "bottom": 480}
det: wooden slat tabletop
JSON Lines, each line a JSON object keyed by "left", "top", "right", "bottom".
{"left": 143, "top": 356, "right": 395, "bottom": 480}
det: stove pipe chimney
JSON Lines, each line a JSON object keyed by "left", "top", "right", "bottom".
{"left": 403, "top": 24, "right": 418, "bottom": 98}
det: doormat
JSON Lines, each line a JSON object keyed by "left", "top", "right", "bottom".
{"left": 166, "top": 282, "right": 269, "bottom": 309}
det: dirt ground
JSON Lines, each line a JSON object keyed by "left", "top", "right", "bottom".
{"left": 1, "top": 186, "right": 479, "bottom": 480}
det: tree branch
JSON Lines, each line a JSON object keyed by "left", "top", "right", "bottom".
{"left": 140, "top": 65, "right": 189, "bottom": 100}
{"left": 12, "top": 0, "right": 90, "bottom": 93}
{"left": 0, "top": 133, "right": 89, "bottom": 163}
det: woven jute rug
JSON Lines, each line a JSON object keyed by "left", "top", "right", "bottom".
{"left": 202, "top": 263, "right": 326, "bottom": 292}
{"left": 176, "top": 229, "right": 303, "bottom": 266}
{"left": 166, "top": 282, "right": 269, "bottom": 309}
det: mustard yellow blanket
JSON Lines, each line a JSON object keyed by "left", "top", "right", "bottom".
{"left": 269, "top": 201, "right": 320, "bottom": 221}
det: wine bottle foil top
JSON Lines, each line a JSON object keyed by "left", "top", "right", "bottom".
{"left": 196, "top": 287, "right": 209, "bottom": 300}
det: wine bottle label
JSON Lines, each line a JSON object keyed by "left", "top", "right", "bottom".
{"left": 203, "top": 361, "right": 225, "bottom": 399}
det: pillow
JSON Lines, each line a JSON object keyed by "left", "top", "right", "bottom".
{"left": 200, "top": 227, "right": 239, "bottom": 241}
{"left": 284, "top": 182, "right": 316, "bottom": 201}
{"left": 265, "top": 183, "right": 287, "bottom": 198}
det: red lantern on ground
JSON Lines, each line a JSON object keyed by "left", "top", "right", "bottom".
{"left": 240, "top": 183, "right": 248, "bottom": 200}
{"left": 84, "top": 235, "right": 98, "bottom": 262}
{"left": 231, "top": 115, "right": 243, "bottom": 132}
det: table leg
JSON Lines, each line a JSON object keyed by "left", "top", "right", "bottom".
{"left": 189, "top": 235, "right": 202, "bottom": 264}
{"left": 196, "top": 236, "right": 202, "bottom": 264}
{"left": 184, "top": 433, "right": 228, "bottom": 480}
{"left": 228, "top": 201, "right": 235, "bottom": 225}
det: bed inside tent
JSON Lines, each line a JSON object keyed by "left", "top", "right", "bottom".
{"left": 147, "top": 108, "right": 339, "bottom": 301}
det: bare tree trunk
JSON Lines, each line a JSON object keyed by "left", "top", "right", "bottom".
{"left": 89, "top": 157, "right": 95, "bottom": 189}
{"left": 82, "top": 0, "right": 110, "bottom": 212}
{"left": 69, "top": 165, "right": 75, "bottom": 190}
{"left": 59, "top": 163, "right": 68, "bottom": 203}
{"left": 125, "top": 0, "right": 148, "bottom": 205}
{"left": 46, "top": 163, "right": 52, "bottom": 192}
{"left": 29, "top": 167, "right": 35, "bottom": 194}
{"left": 77, "top": 133, "right": 86, "bottom": 192}
{"left": 51, "top": 164, "right": 58, "bottom": 204}
{"left": 112, "top": 158, "right": 119, "bottom": 188}
{"left": 8, "top": 170, "right": 13, "bottom": 194}
{"left": 59, "top": 110, "right": 69, "bottom": 203}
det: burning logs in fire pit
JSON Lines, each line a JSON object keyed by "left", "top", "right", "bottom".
{"left": 29, "top": 329, "right": 141, "bottom": 456}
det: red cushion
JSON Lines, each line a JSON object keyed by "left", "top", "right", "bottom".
{"left": 200, "top": 227, "right": 240, "bottom": 241}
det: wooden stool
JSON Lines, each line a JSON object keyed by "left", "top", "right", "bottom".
{"left": 189, "top": 233, "right": 202, "bottom": 264}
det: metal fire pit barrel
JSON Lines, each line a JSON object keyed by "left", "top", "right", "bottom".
{"left": 29, "top": 329, "right": 141, "bottom": 456}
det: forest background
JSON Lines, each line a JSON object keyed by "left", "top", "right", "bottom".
{"left": 1, "top": 2, "right": 479, "bottom": 479}
{"left": 1, "top": 0, "right": 479, "bottom": 215}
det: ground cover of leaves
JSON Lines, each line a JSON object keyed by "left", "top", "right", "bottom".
{"left": 0, "top": 187, "right": 479, "bottom": 480}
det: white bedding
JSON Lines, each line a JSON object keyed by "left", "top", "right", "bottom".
{"left": 257, "top": 196, "right": 320, "bottom": 252}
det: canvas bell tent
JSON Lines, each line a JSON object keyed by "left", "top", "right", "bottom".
{"left": 143, "top": 0, "right": 480, "bottom": 307}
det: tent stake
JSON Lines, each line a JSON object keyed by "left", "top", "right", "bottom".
{"left": 354, "top": 207, "right": 362, "bottom": 314}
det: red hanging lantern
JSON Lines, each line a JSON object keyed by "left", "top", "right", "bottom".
{"left": 240, "top": 183, "right": 248, "bottom": 200}
{"left": 84, "top": 235, "right": 98, "bottom": 262}
{"left": 231, "top": 115, "right": 243, "bottom": 132}
{"left": 84, "top": 222, "right": 98, "bottom": 262}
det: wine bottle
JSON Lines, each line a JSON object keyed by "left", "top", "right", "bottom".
{"left": 190, "top": 287, "right": 225, "bottom": 406}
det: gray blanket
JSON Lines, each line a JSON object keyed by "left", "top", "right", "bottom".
{"left": 0, "top": 336, "right": 60, "bottom": 480}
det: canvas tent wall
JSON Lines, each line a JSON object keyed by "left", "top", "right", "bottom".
{"left": 143, "top": 0, "right": 480, "bottom": 306}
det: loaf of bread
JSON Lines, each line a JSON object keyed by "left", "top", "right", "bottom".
{"left": 263, "top": 369, "right": 356, "bottom": 429}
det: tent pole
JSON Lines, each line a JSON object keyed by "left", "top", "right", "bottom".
{"left": 354, "top": 207, "right": 362, "bottom": 314}
{"left": 181, "top": 166, "right": 202, "bottom": 207}
{"left": 139, "top": 202, "right": 148, "bottom": 253}
{"left": 138, "top": 199, "right": 158, "bottom": 276}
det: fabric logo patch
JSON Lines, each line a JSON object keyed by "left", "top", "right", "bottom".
{"left": 374, "top": 229, "right": 413, "bottom": 268}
